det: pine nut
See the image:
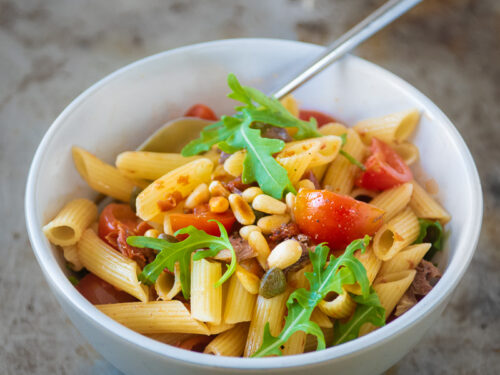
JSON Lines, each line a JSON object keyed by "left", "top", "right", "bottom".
{"left": 235, "top": 265, "right": 260, "bottom": 294}
{"left": 228, "top": 194, "right": 255, "bottom": 225}
{"left": 252, "top": 194, "right": 287, "bottom": 215}
{"left": 267, "top": 239, "right": 302, "bottom": 269}
{"left": 144, "top": 229, "right": 160, "bottom": 238}
{"left": 297, "top": 179, "right": 315, "bottom": 190}
{"left": 209, "top": 180, "right": 230, "bottom": 198}
{"left": 248, "top": 231, "right": 270, "bottom": 269}
{"left": 223, "top": 150, "right": 246, "bottom": 177}
{"left": 239, "top": 225, "right": 262, "bottom": 240}
{"left": 184, "top": 183, "right": 210, "bottom": 209}
{"left": 285, "top": 192, "right": 296, "bottom": 219}
{"left": 209, "top": 196, "right": 229, "bottom": 213}
{"left": 242, "top": 187, "right": 263, "bottom": 203}
{"left": 257, "top": 214, "right": 290, "bottom": 234}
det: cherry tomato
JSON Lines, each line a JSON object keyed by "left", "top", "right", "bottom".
{"left": 299, "top": 109, "right": 337, "bottom": 127}
{"left": 170, "top": 204, "right": 236, "bottom": 236}
{"left": 294, "top": 189, "right": 384, "bottom": 251}
{"left": 98, "top": 203, "right": 139, "bottom": 240}
{"left": 356, "top": 138, "right": 413, "bottom": 191}
{"left": 184, "top": 104, "right": 218, "bottom": 121}
{"left": 76, "top": 274, "right": 137, "bottom": 305}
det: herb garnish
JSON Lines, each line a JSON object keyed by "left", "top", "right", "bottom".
{"left": 413, "top": 218, "right": 444, "bottom": 261}
{"left": 339, "top": 132, "right": 366, "bottom": 171}
{"left": 127, "top": 220, "right": 236, "bottom": 299}
{"left": 252, "top": 236, "right": 373, "bottom": 357}
{"left": 182, "top": 74, "right": 321, "bottom": 199}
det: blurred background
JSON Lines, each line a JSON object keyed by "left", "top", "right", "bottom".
{"left": 1, "top": 0, "right": 499, "bottom": 374}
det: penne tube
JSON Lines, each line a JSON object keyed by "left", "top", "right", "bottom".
{"left": 146, "top": 332, "right": 195, "bottom": 346}
{"left": 62, "top": 244, "right": 83, "bottom": 271}
{"left": 353, "top": 109, "right": 420, "bottom": 144}
{"left": 43, "top": 198, "right": 97, "bottom": 246}
{"left": 280, "top": 95, "right": 299, "bottom": 118}
{"left": 77, "top": 229, "right": 149, "bottom": 302}
{"left": 282, "top": 331, "right": 307, "bottom": 356}
{"left": 116, "top": 151, "right": 200, "bottom": 181}
{"left": 96, "top": 300, "right": 210, "bottom": 335}
{"left": 278, "top": 136, "right": 342, "bottom": 168}
{"left": 207, "top": 322, "right": 235, "bottom": 335}
{"left": 344, "top": 246, "right": 382, "bottom": 295}
{"left": 409, "top": 180, "right": 451, "bottom": 224}
{"left": 276, "top": 143, "right": 319, "bottom": 186}
{"left": 318, "top": 289, "right": 356, "bottom": 319}
{"left": 155, "top": 263, "right": 182, "bottom": 301}
{"left": 136, "top": 158, "right": 213, "bottom": 221}
{"left": 191, "top": 258, "right": 222, "bottom": 324}
{"left": 373, "top": 207, "right": 420, "bottom": 261}
{"left": 72, "top": 147, "right": 143, "bottom": 202}
{"left": 350, "top": 188, "right": 378, "bottom": 202}
{"left": 370, "top": 182, "right": 413, "bottom": 221}
{"left": 310, "top": 307, "right": 333, "bottom": 328}
{"left": 244, "top": 291, "right": 289, "bottom": 357}
{"left": 392, "top": 142, "right": 419, "bottom": 165}
{"left": 204, "top": 323, "right": 250, "bottom": 357}
{"left": 224, "top": 274, "right": 257, "bottom": 324}
{"left": 379, "top": 243, "right": 431, "bottom": 275}
{"left": 304, "top": 327, "right": 335, "bottom": 353}
{"left": 322, "top": 129, "right": 366, "bottom": 195}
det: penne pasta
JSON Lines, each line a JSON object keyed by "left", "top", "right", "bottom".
{"left": 155, "top": 263, "right": 182, "bottom": 301}
{"left": 146, "top": 332, "right": 195, "bottom": 346}
{"left": 276, "top": 143, "right": 319, "bottom": 186}
{"left": 304, "top": 327, "right": 335, "bottom": 353}
{"left": 224, "top": 274, "right": 257, "bottom": 324}
{"left": 136, "top": 158, "right": 213, "bottom": 221}
{"left": 318, "top": 289, "right": 356, "bottom": 319}
{"left": 282, "top": 331, "right": 307, "bottom": 356}
{"left": 191, "top": 257, "right": 223, "bottom": 324}
{"left": 62, "top": 244, "right": 83, "bottom": 271}
{"left": 97, "top": 300, "right": 210, "bottom": 335}
{"left": 344, "top": 246, "right": 382, "bottom": 295}
{"left": 43, "top": 198, "right": 97, "bottom": 246}
{"left": 77, "top": 229, "right": 149, "bottom": 302}
{"left": 392, "top": 142, "right": 419, "bottom": 165}
{"left": 369, "top": 182, "right": 413, "bottom": 221}
{"left": 204, "top": 323, "right": 250, "bottom": 356}
{"left": 207, "top": 322, "right": 235, "bottom": 335}
{"left": 373, "top": 207, "right": 420, "bottom": 261}
{"left": 310, "top": 308, "right": 333, "bottom": 328}
{"left": 72, "top": 147, "right": 143, "bottom": 202}
{"left": 280, "top": 95, "right": 300, "bottom": 118}
{"left": 409, "top": 180, "right": 451, "bottom": 224}
{"left": 379, "top": 243, "right": 431, "bottom": 275}
{"left": 353, "top": 109, "right": 420, "bottom": 144}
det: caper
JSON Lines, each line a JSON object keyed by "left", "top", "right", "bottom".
{"left": 158, "top": 233, "right": 179, "bottom": 243}
{"left": 129, "top": 186, "right": 143, "bottom": 212}
{"left": 259, "top": 267, "right": 286, "bottom": 298}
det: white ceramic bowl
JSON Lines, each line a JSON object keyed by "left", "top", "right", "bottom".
{"left": 25, "top": 39, "right": 482, "bottom": 375}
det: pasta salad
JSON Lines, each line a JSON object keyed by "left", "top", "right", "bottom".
{"left": 43, "top": 74, "right": 449, "bottom": 357}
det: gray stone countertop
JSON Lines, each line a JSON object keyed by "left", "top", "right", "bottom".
{"left": 1, "top": 0, "right": 499, "bottom": 374}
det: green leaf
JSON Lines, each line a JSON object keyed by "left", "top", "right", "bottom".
{"left": 68, "top": 275, "right": 79, "bottom": 286}
{"left": 339, "top": 132, "right": 366, "bottom": 171}
{"left": 413, "top": 219, "right": 444, "bottom": 261}
{"left": 127, "top": 221, "right": 235, "bottom": 299}
{"left": 252, "top": 236, "right": 371, "bottom": 358}
{"left": 333, "top": 289, "right": 385, "bottom": 346}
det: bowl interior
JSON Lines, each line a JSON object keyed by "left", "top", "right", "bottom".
{"left": 26, "top": 39, "right": 482, "bottom": 369}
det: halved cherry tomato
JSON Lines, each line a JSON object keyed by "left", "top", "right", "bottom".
{"left": 170, "top": 204, "right": 236, "bottom": 236}
{"left": 299, "top": 109, "right": 337, "bottom": 127}
{"left": 76, "top": 274, "right": 137, "bottom": 305}
{"left": 356, "top": 138, "right": 413, "bottom": 191}
{"left": 294, "top": 189, "right": 384, "bottom": 251}
{"left": 184, "top": 104, "right": 217, "bottom": 121}
{"left": 98, "top": 203, "right": 140, "bottom": 240}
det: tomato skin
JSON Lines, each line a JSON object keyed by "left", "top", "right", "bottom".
{"left": 294, "top": 189, "right": 384, "bottom": 251}
{"left": 299, "top": 109, "right": 337, "bottom": 127}
{"left": 170, "top": 205, "right": 236, "bottom": 236}
{"left": 184, "top": 104, "right": 217, "bottom": 121}
{"left": 76, "top": 274, "right": 137, "bottom": 305}
{"left": 357, "top": 138, "right": 413, "bottom": 191}
{"left": 98, "top": 203, "right": 139, "bottom": 240}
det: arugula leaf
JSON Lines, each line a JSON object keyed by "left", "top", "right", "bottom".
{"left": 339, "top": 132, "right": 366, "bottom": 171}
{"left": 413, "top": 219, "right": 444, "bottom": 261}
{"left": 333, "top": 289, "right": 385, "bottom": 346}
{"left": 126, "top": 220, "right": 236, "bottom": 299}
{"left": 252, "top": 236, "right": 371, "bottom": 357}
{"left": 182, "top": 74, "right": 321, "bottom": 198}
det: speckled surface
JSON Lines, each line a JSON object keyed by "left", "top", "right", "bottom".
{"left": 1, "top": 0, "right": 499, "bottom": 374}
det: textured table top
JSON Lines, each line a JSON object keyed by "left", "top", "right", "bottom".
{"left": 1, "top": 0, "right": 499, "bottom": 374}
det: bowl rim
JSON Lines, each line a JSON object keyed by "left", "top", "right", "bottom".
{"left": 25, "top": 38, "right": 483, "bottom": 370}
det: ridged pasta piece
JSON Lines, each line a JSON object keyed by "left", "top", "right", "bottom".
{"left": 72, "top": 147, "right": 142, "bottom": 202}
{"left": 62, "top": 245, "right": 83, "bottom": 271}
{"left": 359, "top": 269, "right": 417, "bottom": 336}
{"left": 344, "top": 246, "right": 382, "bottom": 295}
{"left": 207, "top": 322, "right": 235, "bottom": 335}
{"left": 162, "top": 201, "right": 185, "bottom": 235}
{"left": 204, "top": 323, "right": 250, "bottom": 356}
{"left": 282, "top": 331, "right": 307, "bottom": 356}
{"left": 146, "top": 332, "right": 194, "bottom": 346}
{"left": 280, "top": 95, "right": 299, "bottom": 118}
{"left": 318, "top": 289, "right": 356, "bottom": 319}
{"left": 276, "top": 143, "right": 319, "bottom": 186}
{"left": 310, "top": 307, "right": 333, "bottom": 328}
{"left": 136, "top": 158, "right": 213, "bottom": 221}
{"left": 287, "top": 263, "right": 313, "bottom": 290}
{"left": 379, "top": 243, "right": 431, "bottom": 275}
{"left": 43, "top": 198, "right": 97, "bottom": 246}
{"left": 369, "top": 182, "right": 413, "bottom": 221}
{"left": 303, "top": 327, "right": 335, "bottom": 353}
{"left": 322, "top": 129, "right": 366, "bottom": 195}
{"left": 191, "top": 258, "right": 222, "bottom": 324}
{"left": 224, "top": 274, "right": 257, "bottom": 324}
{"left": 155, "top": 263, "right": 181, "bottom": 301}
{"left": 353, "top": 109, "right": 420, "bottom": 144}
{"left": 409, "top": 180, "right": 451, "bottom": 224}
{"left": 116, "top": 151, "right": 200, "bottom": 181}
{"left": 373, "top": 207, "right": 420, "bottom": 261}
{"left": 391, "top": 142, "right": 419, "bottom": 165}
{"left": 244, "top": 291, "right": 289, "bottom": 357}
{"left": 279, "top": 136, "right": 342, "bottom": 168}
{"left": 350, "top": 188, "right": 378, "bottom": 201}
{"left": 77, "top": 229, "right": 149, "bottom": 302}
{"left": 96, "top": 300, "right": 210, "bottom": 335}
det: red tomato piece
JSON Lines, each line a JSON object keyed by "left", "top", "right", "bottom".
{"left": 294, "top": 189, "right": 384, "bottom": 251}
{"left": 98, "top": 203, "right": 139, "bottom": 240}
{"left": 76, "top": 274, "right": 137, "bottom": 305}
{"left": 299, "top": 109, "right": 337, "bottom": 127}
{"left": 184, "top": 104, "right": 218, "bottom": 121}
{"left": 170, "top": 204, "right": 236, "bottom": 236}
{"left": 356, "top": 138, "right": 413, "bottom": 191}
